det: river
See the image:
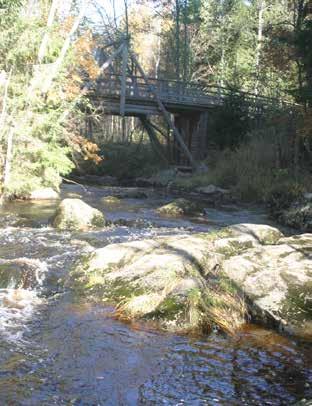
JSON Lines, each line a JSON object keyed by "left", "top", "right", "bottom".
{"left": 0, "top": 184, "right": 311, "bottom": 405}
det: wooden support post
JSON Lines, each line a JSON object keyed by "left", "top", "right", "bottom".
{"left": 120, "top": 42, "right": 128, "bottom": 142}
{"left": 129, "top": 51, "right": 197, "bottom": 169}
{"left": 140, "top": 116, "right": 169, "bottom": 163}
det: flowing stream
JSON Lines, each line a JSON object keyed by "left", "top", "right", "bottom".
{"left": 0, "top": 184, "right": 311, "bottom": 405}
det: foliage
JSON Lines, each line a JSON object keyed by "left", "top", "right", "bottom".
{"left": 0, "top": 2, "right": 101, "bottom": 198}
{"left": 85, "top": 142, "right": 167, "bottom": 180}
{"left": 209, "top": 92, "right": 251, "bottom": 149}
{"left": 173, "top": 131, "right": 310, "bottom": 203}
{"left": 265, "top": 178, "right": 305, "bottom": 214}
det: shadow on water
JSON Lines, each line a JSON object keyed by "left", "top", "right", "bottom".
{"left": 0, "top": 184, "right": 310, "bottom": 405}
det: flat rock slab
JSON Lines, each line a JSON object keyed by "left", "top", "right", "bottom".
{"left": 71, "top": 223, "right": 312, "bottom": 338}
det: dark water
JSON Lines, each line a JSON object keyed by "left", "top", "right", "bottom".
{"left": 0, "top": 184, "right": 311, "bottom": 405}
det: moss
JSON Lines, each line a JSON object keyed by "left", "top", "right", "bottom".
{"left": 149, "top": 296, "right": 185, "bottom": 321}
{"left": 172, "top": 173, "right": 216, "bottom": 191}
{"left": 91, "top": 213, "right": 106, "bottom": 227}
{"left": 196, "top": 228, "right": 233, "bottom": 242}
{"left": 216, "top": 239, "right": 254, "bottom": 258}
{"left": 108, "top": 279, "right": 145, "bottom": 300}
{"left": 218, "top": 274, "right": 240, "bottom": 295}
{"left": 157, "top": 198, "right": 202, "bottom": 216}
{"left": 281, "top": 283, "right": 312, "bottom": 323}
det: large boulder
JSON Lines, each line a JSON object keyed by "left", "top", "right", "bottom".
{"left": 71, "top": 223, "right": 312, "bottom": 337}
{"left": 157, "top": 198, "right": 202, "bottom": 216}
{"left": 52, "top": 199, "right": 106, "bottom": 231}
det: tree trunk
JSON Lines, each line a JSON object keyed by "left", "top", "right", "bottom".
{"left": 175, "top": 0, "right": 181, "bottom": 81}
{"left": 38, "top": 0, "right": 60, "bottom": 63}
{"left": 3, "top": 128, "right": 14, "bottom": 191}
{"left": 43, "top": 2, "right": 88, "bottom": 93}
{"left": 254, "top": 0, "right": 266, "bottom": 95}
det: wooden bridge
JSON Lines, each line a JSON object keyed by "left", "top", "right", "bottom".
{"left": 90, "top": 73, "right": 281, "bottom": 116}
{"left": 87, "top": 40, "right": 288, "bottom": 168}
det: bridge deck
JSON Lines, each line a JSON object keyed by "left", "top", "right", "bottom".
{"left": 89, "top": 74, "right": 280, "bottom": 116}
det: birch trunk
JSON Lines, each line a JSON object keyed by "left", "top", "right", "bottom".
{"left": 254, "top": 0, "right": 265, "bottom": 95}
{"left": 43, "top": 2, "right": 88, "bottom": 93}
{"left": 38, "top": 0, "right": 60, "bottom": 63}
{"left": 0, "top": 70, "right": 12, "bottom": 140}
{"left": 3, "top": 128, "right": 14, "bottom": 191}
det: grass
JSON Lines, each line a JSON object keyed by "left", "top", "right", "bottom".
{"left": 80, "top": 142, "right": 168, "bottom": 180}
{"left": 173, "top": 135, "right": 311, "bottom": 204}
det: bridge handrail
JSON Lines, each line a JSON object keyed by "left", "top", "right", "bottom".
{"left": 91, "top": 73, "right": 294, "bottom": 108}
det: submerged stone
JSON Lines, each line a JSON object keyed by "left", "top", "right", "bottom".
{"left": 101, "top": 196, "right": 121, "bottom": 204}
{"left": 116, "top": 189, "right": 148, "bottom": 199}
{"left": 52, "top": 198, "right": 106, "bottom": 231}
{"left": 0, "top": 258, "right": 46, "bottom": 289}
{"left": 196, "top": 184, "right": 229, "bottom": 195}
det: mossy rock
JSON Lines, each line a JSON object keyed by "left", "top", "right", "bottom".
{"left": 157, "top": 198, "right": 202, "bottom": 216}
{"left": 281, "top": 282, "right": 312, "bottom": 337}
{"left": 101, "top": 196, "right": 121, "bottom": 204}
{"left": 52, "top": 199, "right": 106, "bottom": 231}
{"left": 280, "top": 203, "right": 312, "bottom": 232}
{"left": 70, "top": 235, "right": 248, "bottom": 334}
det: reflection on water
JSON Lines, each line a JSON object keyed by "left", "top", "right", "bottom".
{"left": 0, "top": 184, "right": 310, "bottom": 405}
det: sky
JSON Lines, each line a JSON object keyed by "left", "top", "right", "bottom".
{"left": 86, "top": 0, "right": 133, "bottom": 27}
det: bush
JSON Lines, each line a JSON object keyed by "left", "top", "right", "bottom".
{"left": 265, "top": 179, "right": 305, "bottom": 213}
{"left": 207, "top": 137, "right": 277, "bottom": 201}
{"left": 209, "top": 92, "right": 251, "bottom": 150}
{"left": 90, "top": 142, "right": 168, "bottom": 180}
{"left": 173, "top": 134, "right": 310, "bottom": 205}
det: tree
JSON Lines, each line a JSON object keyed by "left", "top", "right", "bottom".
{"left": 0, "top": 1, "right": 101, "bottom": 198}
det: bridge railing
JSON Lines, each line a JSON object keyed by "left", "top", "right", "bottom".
{"left": 93, "top": 74, "right": 221, "bottom": 106}
{"left": 92, "top": 74, "right": 291, "bottom": 109}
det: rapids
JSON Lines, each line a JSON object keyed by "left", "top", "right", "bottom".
{"left": 0, "top": 184, "right": 311, "bottom": 405}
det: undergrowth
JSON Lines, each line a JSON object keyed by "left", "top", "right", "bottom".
{"left": 173, "top": 135, "right": 310, "bottom": 205}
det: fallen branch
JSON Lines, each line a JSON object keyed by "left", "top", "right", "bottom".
{"left": 61, "top": 177, "right": 89, "bottom": 193}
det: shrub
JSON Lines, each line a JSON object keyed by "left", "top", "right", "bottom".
{"left": 209, "top": 92, "right": 251, "bottom": 150}
{"left": 265, "top": 179, "right": 305, "bottom": 213}
{"left": 173, "top": 134, "right": 310, "bottom": 205}
{"left": 87, "top": 142, "right": 167, "bottom": 180}
{"left": 206, "top": 136, "right": 277, "bottom": 201}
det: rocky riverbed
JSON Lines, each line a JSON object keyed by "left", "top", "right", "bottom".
{"left": 0, "top": 183, "right": 311, "bottom": 404}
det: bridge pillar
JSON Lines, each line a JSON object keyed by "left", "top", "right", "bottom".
{"left": 173, "top": 111, "right": 208, "bottom": 165}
